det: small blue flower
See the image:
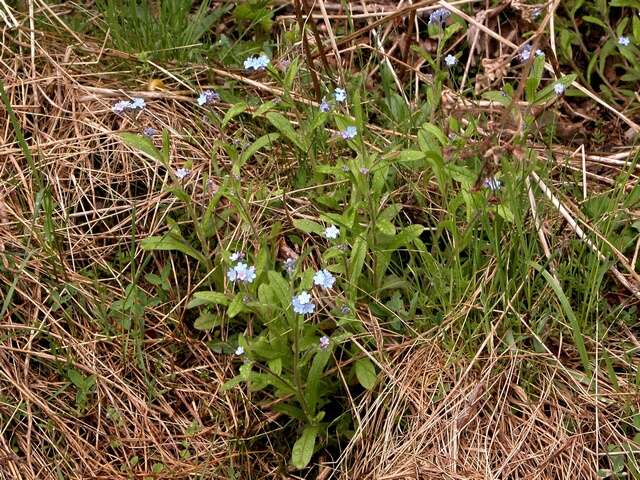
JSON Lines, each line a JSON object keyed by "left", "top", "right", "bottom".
{"left": 175, "top": 167, "right": 190, "bottom": 179}
{"left": 244, "top": 54, "right": 270, "bottom": 71}
{"left": 333, "top": 88, "right": 347, "bottom": 103}
{"left": 428, "top": 7, "right": 450, "bottom": 25}
{"left": 130, "top": 97, "right": 146, "bottom": 110}
{"left": 340, "top": 305, "right": 351, "bottom": 314}
{"left": 227, "top": 262, "right": 256, "bottom": 284}
{"left": 532, "top": 8, "right": 541, "bottom": 19}
{"left": 518, "top": 44, "right": 532, "bottom": 62}
{"left": 112, "top": 100, "right": 132, "bottom": 114}
{"left": 444, "top": 54, "right": 457, "bottom": 67}
{"left": 341, "top": 126, "right": 357, "bottom": 140}
{"left": 319, "top": 335, "right": 330, "bottom": 350}
{"left": 197, "top": 90, "right": 220, "bottom": 106}
{"left": 230, "top": 252, "right": 244, "bottom": 262}
{"left": 619, "top": 36, "right": 631, "bottom": 46}
{"left": 553, "top": 83, "right": 565, "bottom": 95}
{"left": 359, "top": 167, "right": 369, "bottom": 175}
{"left": 313, "top": 269, "right": 336, "bottom": 290}
{"left": 292, "top": 291, "right": 315, "bottom": 315}
{"left": 319, "top": 98, "right": 331, "bottom": 112}
{"left": 535, "top": 49, "right": 544, "bottom": 57}
{"left": 235, "top": 346, "right": 245, "bottom": 356}
{"left": 324, "top": 225, "right": 340, "bottom": 239}
{"left": 483, "top": 176, "right": 502, "bottom": 192}
{"left": 142, "top": 127, "right": 158, "bottom": 138}
{"left": 283, "top": 257, "right": 297, "bottom": 274}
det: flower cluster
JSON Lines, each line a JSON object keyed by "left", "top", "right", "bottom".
{"left": 244, "top": 54, "right": 270, "bottom": 71}
{"left": 292, "top": 291, "right": 315, "bottom": 315}
{"left": 112, "top": 97, "right": 146, "bottom": 114}
{"left": 142, "top": 127, "right": 158, "bottom": 138}
{"left": 227, "top": 253, "right": 256, "bottom": 284}
{"left": 313, "top": 269, "right": 336, "bottom": 290}
{"left": 341, "top": 126, "right": 357, "bottom": 140}
{"left": 333, "top": 88, "right": 347, "bottom": 103}
{"left": 197, "top": 90, "right": 220, "bottom": 106}
{"left": 553, "top": 82, "right": 565, "bottom": 95}
{"left": 428, "top": 7, "right": 450, "bottom": 25}
{"left": 324, "top": 225, "right": 340, "bottom": 239}
{"left": 175, "top": 167, "right": 190, "bottom": 179}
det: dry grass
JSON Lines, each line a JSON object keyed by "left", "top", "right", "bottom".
{"left": 0, "top": 23, "right": 258, "bottom": 479}
{"left": 337, "top": 337, "right": 640, "bottom": 479}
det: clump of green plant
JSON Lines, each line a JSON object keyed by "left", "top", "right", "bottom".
{"left": 97, "top": 0, "right": 227, "bottom": 61}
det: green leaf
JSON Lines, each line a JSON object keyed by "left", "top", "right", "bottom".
{"left": 222, "top": 102, "right": 248, "bottom": 128}
{"left": 227, "top": 293, "right": 245, "bottom": 318}
{"left": 582, "top": 15, "right": 608, "bottom": 30}
{"left": 193, "top": 311, "right": 220, "bottom": 330}
{"left": 536, "top": 265, "right": 591, "bottom": 374}
{"left": 375, "top": 218, "right": 396, "bottom": 236}
{"left": 267, "top": 271, "right": 291, "bottom": 309}
{"left": 290, "top": 426, "right": 318, "bottom": 470}
{"left": 420, "top": 122, "right": 449, "bottom": 146}
{"left": 192, "top": 291, "right": 230, "bottom": 306}
{"left": 119, "top": 132, "right": 166, "bottom": 164}
{"left": 266, "top": 112, "right": 307, "bottom": 152}
{"left": 354, "top": 357, "right": 377, "bottom": 390}
{"left": 525, "top": 54, "right": 546, "bottom": 102}
{"left": 387, "top": 224, "right": 426, "bottom": 250}
{"left": 239, "top": 132, "right": 280, "bottom": 166}
{"left": 141, "top": 234, "right": 207, "bottom": 265}
{"left": 293, "top": 218, "right": 324, "bottom": 235}
{"left": 348, "top": 237, "right": 368, "bottom": 290}
{"left": 305, "top": 349, "right": 331, "bottom": 414}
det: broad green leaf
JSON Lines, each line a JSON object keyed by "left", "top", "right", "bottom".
{"left": 293, "top": 218, "right": 324, "bottom": 235}
{"left": 119, "top": 132, "right": 167, "bottom": 164}
{"left": 305, "top": 349, "right": 331, "bottom": 414}
{"left": 267, "top": 271, "right": 291, "bottom": 309}
{"left": 193, "top": 311, "right": 220, "bottom": 330}
{"left": 222, "top": 102, "right": 248, "bottom": 128}
{"left": 376, "top": 218, "right": 396, "bottom": 236}
{"left": 348, "top": 237, "right": 368, "bottom": 289}
{"left": 582, "top": 16, "right": 607, "bottom": 29}
{"left": 291, "top": 426, "right": 318, "bottom": 470}
{"left": 141, "top": 234, "right": 207, "bottom": 265}
{"left": 525, "top": 54, "right": 545, "bottom": 102}
{"left": 354, "top": 357, "right": 377, "bottom": 390}
{"left": 193, "top": 291, "right": 230, "bottom": 306}
{"left": 227, "top": 293, "right": 245, "bottom": 318}
{"left": 399, "top": 150, "right": 426, "bottom": 163}
{"left": 387, "top": 224, "right": 426, "bottom": 250}
{"left": 266, "top": 112, "right": 307, "bottom": 152}
{"left": 420, "top": 122, "right": 449, "bottom": 146}
{"left": 239, "top": 133, "right": 280, "bottom": 166}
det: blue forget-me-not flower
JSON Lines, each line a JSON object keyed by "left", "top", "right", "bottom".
{"left": 292, "top": 291, "right": 315, "bottom": 315}
{"left": 324, "top": 225, "right": 340, "bottom": 239}
{"left": 313, "top": 269, "right": 336, "bottom": 290}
